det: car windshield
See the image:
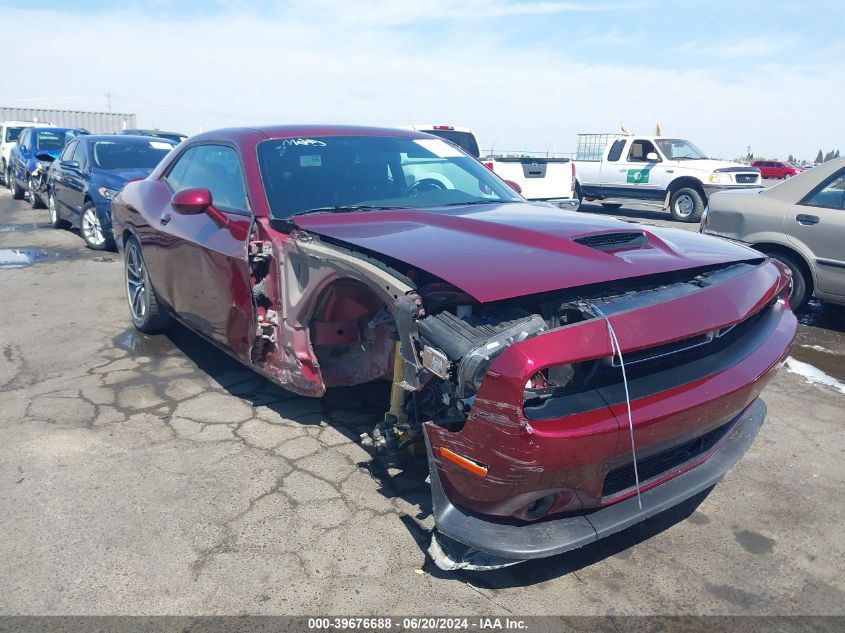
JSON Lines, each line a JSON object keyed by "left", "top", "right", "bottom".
{"left": 34, "top": 129, "right": 83, "bottom": 152}
{"left": 93, "top": 139, "right": 175, "bottom": 169}
{"left": 256, "top": 135, "right": 522, "bottom": 219}
{"left": 4, "top": 126, "right": 24, "bottom": 143}
{"left": 654, "top": 138, "right": 708, "bottom": 159}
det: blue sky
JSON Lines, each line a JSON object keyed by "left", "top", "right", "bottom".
{"left": 0, "top": 1, "right": 841, "bottom": 160}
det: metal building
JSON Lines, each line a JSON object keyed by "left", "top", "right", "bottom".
{"left": 0, "top": 107, "right": 137, "bottom": 134}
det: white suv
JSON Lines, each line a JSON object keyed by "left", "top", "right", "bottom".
{"left": 1, "top": 120, "right": 54, "bottom": 185}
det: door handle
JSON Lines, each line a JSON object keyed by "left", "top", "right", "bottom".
{"left": 666, "top": 169, "right": 674, "bottom": 173}
{"left": 796, "top": 214, "right": 819, "bottom": 226}
{"left": 618, "top": 168, "right": 627, "bottom": 172}
{"left": 160, "top": 213, "right": 172, "bottom": 226}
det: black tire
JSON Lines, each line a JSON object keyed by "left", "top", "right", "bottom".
{"left": 767, "top": 251, "right": 811, "bottom": 311}
{"left": 124, "top": 237, "right": 171, "bottom": 333}
{"left": 27, "top": 177, "right": 44, "bottom": 209}
{"left": 0, "top": 161, "right": 6, "bottom": 186}
{"left": 47, "top": 190, "right": 70, "bottom": 229}
{"left": 601, "top": 202, "right": 623, "bottom": 211}
{"left": 79, "top": 202, "right": 115, "bottom": 251}
{"left": 669, "top": 186, "right": 705, "bottom": 222}
{"left": 9, "top": 172, "right": 24, "bottom": 200}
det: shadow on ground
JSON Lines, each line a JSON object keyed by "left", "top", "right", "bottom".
{"left": 114, "top": 322, "right": 716, "bottom": 585}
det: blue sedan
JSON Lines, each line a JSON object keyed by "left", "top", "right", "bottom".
{"left": 8, "top": 127, "right": 86, "bottom": 207}
{"left": 48, "top": 135, "right": 176, "bottom": 250}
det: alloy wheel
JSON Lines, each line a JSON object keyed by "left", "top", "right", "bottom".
{"left": 674, "top": 193, "right": 694, "bottom": 218}
{"left": 81, "top": 207, "right": 105, "bottom": 247}
{"left": 125, "top": 242, "right": 147, "bottom": 323}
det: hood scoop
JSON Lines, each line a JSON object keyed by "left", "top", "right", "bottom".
{"left": 573, "top": 231, "right": 647, "bottom": 252}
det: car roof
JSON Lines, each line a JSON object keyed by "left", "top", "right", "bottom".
{"left": 2, "top": 120, "right": 54, "bottom": 127}
{"left": 84, "top": 134, "right": 176, "bottom": 143}
{"left": 187, "top": 124, "right": 431, "bottom": 145}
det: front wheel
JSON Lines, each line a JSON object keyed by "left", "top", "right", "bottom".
{"left": 124, "top": 237, "right": 171, "bottom": 333}
{"left": 784, "top": 173, "right": 793, "bottom": 179}
{"left": 80, "top": 202, "right": 114, "bottom": 250}
{"left": 669, "top": 187, "right": 705, "bottom": 222}
{"left": 9, "top": 171, "right": 24, "bottom": 199}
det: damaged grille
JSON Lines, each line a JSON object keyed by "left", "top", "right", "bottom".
{"left": 573, "top": 232, "right": 647, "bottom": 251}
{"left": 602, "top": 419, "right": 734, "bottom": 498}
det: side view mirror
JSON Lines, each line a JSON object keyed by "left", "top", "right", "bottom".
{"left": 504, "top": 179, "right": 523, "bottom": 195}
{"left": 60, "top": 160, "right": 80, "bottom": 170}
{"left": 20, "top": 146, "right": 27, "bottom": 154}
{"left": 171, "top": 187, "right": 212, "bottom": 215}
{"left": 646, "top": 152, "right": 659, "bottom": 161}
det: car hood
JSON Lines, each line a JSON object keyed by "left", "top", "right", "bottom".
{"left": 665, "top": 158, "right": 758, "bottom": 174}
{"left": 292, "top": 202, "right": 763, "bottom": 302}
{"left": 92, "top": 167, "right": 155, "bottom": 190}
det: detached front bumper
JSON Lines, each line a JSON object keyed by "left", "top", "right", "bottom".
{"left": 427, "top": 398, "right": 767, "bottom": 570}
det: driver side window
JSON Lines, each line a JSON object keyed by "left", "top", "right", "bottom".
{"left": 627, "top": 140, "right": 658, "bottom": 162}
{"left": 802, "top": 171, "right": 845, "bottom": 210}
{"left": 165, "top": 144, "right": 249, "bottom": 213}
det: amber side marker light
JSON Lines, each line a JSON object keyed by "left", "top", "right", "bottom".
{"left": 439, "top": 447, "right": 489, "bottom": 477}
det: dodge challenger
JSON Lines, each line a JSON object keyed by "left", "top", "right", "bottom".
{"left": 111, "top": 125, "right": 796, "bottom": 570}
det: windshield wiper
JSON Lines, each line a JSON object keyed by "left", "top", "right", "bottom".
{"left": 292, "top": 204, "right": 392, "bottom": 216}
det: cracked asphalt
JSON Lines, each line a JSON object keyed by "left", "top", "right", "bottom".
{"left": 1, "top": 189, "right": 844, "bottom": 615}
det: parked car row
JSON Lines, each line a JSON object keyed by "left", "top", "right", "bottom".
{"left": 4, "top": 122, "right": 183, "bottom": 250}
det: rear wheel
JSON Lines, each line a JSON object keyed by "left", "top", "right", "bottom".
{"left": 125, "top": 237, "right": 171, "bottom": 333}
{"left": 27, "top": 177, "right": 44, "bottom": 209}
{"left": 9, "top": 171, "right": 23, "bottom": 200}
{"left": 669, "top": 186, "right": 705, "bottom": 222}
{"left": 48, "top": 190, "right": 69, "bottom": 229}
{"left": 766, "top": 250, "right": 811, "bottom": 311}
{"left": 600, "top": 202, "right": 623, "bottom": 211}
{"left": 785, "top": 172, "right": 793, "bottom": 179}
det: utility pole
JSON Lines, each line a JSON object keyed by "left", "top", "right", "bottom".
{"left": 106, "top": 91, "right": 112, "bottom": 112}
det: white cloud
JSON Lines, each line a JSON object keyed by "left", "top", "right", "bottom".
{"left": 0, "top": 5, "right": 840, "bottom": 161}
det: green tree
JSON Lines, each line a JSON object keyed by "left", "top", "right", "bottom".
{"left": 816, "top": 149, "right": 824, "bottom": 163}
{"left": 824, "top": 150, "right": 835, "bottom": 162}
{"left": 836, "top": 149, "right": 841, "bottom": 159}
{"left": 788, "top": 153, "right": 795, "bottom": 162}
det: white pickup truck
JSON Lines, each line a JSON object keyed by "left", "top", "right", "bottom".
{"left": 573, "top": 134, "right": 762, "bottom": 222}
{"left": 482, "top": 154, "right": 577, "bottom": 206}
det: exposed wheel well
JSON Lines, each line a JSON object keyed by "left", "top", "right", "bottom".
{"left": 667, "top": 176, "right": 705, "bottom": 197}
{"left": 753, "top": 242, "right": 814, "bottom": 295}
{"left": 309, "top": 278, "right": 393, "bottom": 387}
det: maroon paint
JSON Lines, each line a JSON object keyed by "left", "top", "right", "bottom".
{"left": 111, "top": 125, "right": 798, "bottom": 525}
{"left": 293, "top": 205, "right": 765, "bottom": 302}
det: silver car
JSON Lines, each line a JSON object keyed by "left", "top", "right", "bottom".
{"left": 701, "top": 157, "right": 845, "bottom": 310}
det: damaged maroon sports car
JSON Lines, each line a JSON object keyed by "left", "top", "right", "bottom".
{"left": 111, "top": 125, "right": 796, "bottom": 570}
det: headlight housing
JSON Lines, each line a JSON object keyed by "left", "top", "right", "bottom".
{"left": 708, "top": 173, "right": 733, "bottom": 184}
{"left": 97, "top": 186, "right": 119, "bottom": 200}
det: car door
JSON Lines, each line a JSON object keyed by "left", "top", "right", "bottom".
{"left": 788, "top": 168, "right": 845, "bottom": 297}
{"left": 62, "top": 140, "right": 91, "bottom": 222}
{"left": 11, "top": 129, "right": 30, "bottom": 183}
{"left": 153, "top": 143, "right": 255, "bottom": 358}
{"left": 614, "top": 138, "right": 665, "bottom": 201}
{"left": 51, "top": 140, "right": 75, "bottom": 212}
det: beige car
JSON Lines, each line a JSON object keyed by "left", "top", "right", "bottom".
{"left": 701, "top": 157, "right": 845, "bottom": 310}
